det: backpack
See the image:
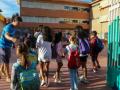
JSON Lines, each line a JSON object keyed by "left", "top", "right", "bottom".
{"left": 96, "top": 38, "right": 104, "bottom": 52}
{"left": 67, "top": 46, "right": 80, "bottom": 69}
{"left": 79, "top": 39, "right": 90, "bottom": 55}
{"left": 16, "top": 63, "right": 40, "bottom": 90}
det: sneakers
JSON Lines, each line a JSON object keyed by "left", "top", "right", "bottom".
{"left": 41, "top": 80, "right": 46, "bottom": 86}
{"left": 92, "top": 69, "right": 97, "bottom": 73}
{"left": 79, "top": 76, "right": 89, "bottom": 84}
{"left": 53, "top": 74, "right": 56, "bottom": 79}
{"left": 41, "top": 80, "right": 49, "bottom": 87}
{"left": 54, "top": 78, "right": 62, "bottom": 83}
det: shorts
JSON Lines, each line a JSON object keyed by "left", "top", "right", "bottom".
{"left": 0, "top": 48, "right": 11, "bottom": 64}
{"left": 80, "top": 56, "right": 88, "bottom": 63}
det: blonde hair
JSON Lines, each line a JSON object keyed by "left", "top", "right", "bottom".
{"left": 69, "top": 36, "right": 77, "bottom": 44}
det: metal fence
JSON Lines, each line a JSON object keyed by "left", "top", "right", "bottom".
{"left": 107, "top": 0, "right": 120, "bottom": 89}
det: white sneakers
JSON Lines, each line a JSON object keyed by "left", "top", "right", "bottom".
{"left": 79, "top": 75, "right": 89, "bottom": 84}
{"left": 54, "top": 78, "right": 62, "bottom": 83}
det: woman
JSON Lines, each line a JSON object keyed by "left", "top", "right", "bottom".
{"left": 0, "top": 14, "right": 22, "bottom": 82}
{"left": 36, "top": 26, "right": 52, "bottom": 87}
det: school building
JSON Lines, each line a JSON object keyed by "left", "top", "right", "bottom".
{"left": 90, "top": 0, "right": 110, "bottom": 39}
{"left": 20, "top": 0, "right": 90, "bottom": 33}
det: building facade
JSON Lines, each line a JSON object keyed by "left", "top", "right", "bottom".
{"left": 91, "top": 0, "right": 110, "bottom": 39}
{"left": 20, "top": 0, "right": 90, "bottom": 32}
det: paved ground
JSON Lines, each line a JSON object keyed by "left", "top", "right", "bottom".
{"left": 0, "top": 48, "right": 112, "bottom": 90}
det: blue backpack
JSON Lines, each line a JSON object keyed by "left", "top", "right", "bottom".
{"left": 15, "top": 62, "right": 40, "bottom": 90}
{"left": 79, "top": 39, "right": 90, "bottom": 55}
{"left": 96, "top": 38, "right": 104, "bottom": 52}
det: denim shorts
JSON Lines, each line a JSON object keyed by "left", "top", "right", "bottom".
{"left": 0, "top": 48, "right": 11, "bottom": 64}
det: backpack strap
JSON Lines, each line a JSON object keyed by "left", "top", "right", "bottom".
{"left": 68, "top": 46, "right": 72, "bottom": 52}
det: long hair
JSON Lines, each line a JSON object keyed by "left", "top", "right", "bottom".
{"left": 42, "top": 26, "right": 52, "bottom": 42}
{"left": 75, "top": 25, "right": 88, "bottom": 39}
{"left": 54, "top": 32, "right": 62, "bottom": 45}
{"left": 69, "top": 36, "right": 77, "bottom": 44}
{"left": 16, "top": 40, "right": 29, "bottom": 68}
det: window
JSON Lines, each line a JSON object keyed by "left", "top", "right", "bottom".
{"left": 72, "top": 20, "right": 78, "bottom": 23}
{"left": 64, "top": 6, "right": 70, "bottom": 10}
{"left": 59, "top": 21, "right": 65, "bottom": 23}
{"left": 83, "top": 8, "right": 90, "bottom": 12}
{"left": 64, "top": 19, "right": 70, "bottom": 22}
{"left": 72, "top": 7, "right": 79, "bottom": 11}
{"left": 82, "top": 21, "right": 89, "bottom": 24}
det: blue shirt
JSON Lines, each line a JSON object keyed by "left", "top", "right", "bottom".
{"left": 0, "top": 24, "right": 16, "bottom": 48}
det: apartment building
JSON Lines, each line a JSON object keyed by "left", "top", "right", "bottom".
{"left": 91, "top": 0, "right": 110, "bottom": 39}
{"left": 20, "top": 0, "right": 90, "bottom": 32}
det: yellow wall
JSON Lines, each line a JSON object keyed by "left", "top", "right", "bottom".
{"left": 91, "top": 0, "right": 109, "bottom": 39}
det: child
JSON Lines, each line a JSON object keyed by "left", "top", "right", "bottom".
{"left": 0, "top": 14, "right": 22, "bottom": 82}
{"left": 65, "top": 36, "right": 79, "bottom": 90}
{"left": 90, "top": 31, "right": 102, "bottom": 72}
{"left": 53, "top": 32, "right": 64, "bottom": 83}
{"left": 75, "top": 26, "right": 90, "bottom": 84}
{"left": 11, "top": 40, "right": 40, "bottom": 90}
{"left": 36, "top": 26, "right": 52, "bottom": 87}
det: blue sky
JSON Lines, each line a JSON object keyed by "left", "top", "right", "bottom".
{"left": 0, "top": 0, "right": 19, "bottom": 18}
{"left": 0, "top": 0, "right": 91, "bottom": 18}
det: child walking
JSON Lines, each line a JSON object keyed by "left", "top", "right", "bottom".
{"left": 53, "top": 32, "right": 64, "bottom": 83}
{"left": 11, "top": 39, "right": 40, "bottom": 90}
{"left": 65, "top": 36, "right": 79, "bottom": 90}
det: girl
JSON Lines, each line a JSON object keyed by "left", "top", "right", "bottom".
{"left": 11, "top": 39, "right": 40, "bottom": 90}
{"left": 36, "top": 26, "right": 52, "bottom": 87}
{"left": 75, "top": 26, "right": 90, "bottom": 84}
{"left": 65, "top": 36, "right": 79, "bottom": 90}
{"left": 90, "top": 31, "right": 101, "bottom": 72}
{"left": 53, "top": 32, "right": 64, "bottom": 83}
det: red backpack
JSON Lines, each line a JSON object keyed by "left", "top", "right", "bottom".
{"left": 67, "top": 46, "right": 80, "bottom": 69}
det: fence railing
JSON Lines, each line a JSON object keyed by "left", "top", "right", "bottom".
{"left": 107, "top": 16, "right": 120, "bottom": 90}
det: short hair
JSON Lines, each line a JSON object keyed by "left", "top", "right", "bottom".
{"left": 11, "top": 14, "right": 22, "bottom": 22}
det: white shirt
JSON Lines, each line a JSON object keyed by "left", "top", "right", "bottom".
{"left": 36, "top": 34, "right": 52, "bottom": 62}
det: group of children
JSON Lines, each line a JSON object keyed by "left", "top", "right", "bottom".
{"left": 0, "top": 14, "right": 104, "bottom": 90}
